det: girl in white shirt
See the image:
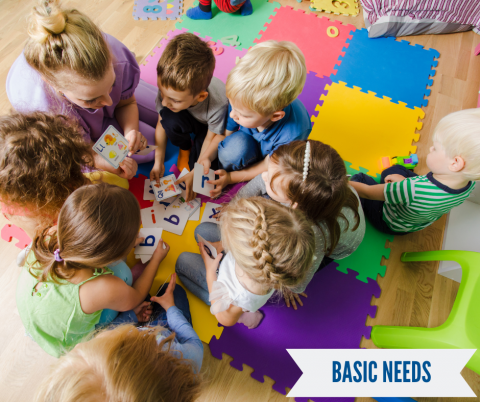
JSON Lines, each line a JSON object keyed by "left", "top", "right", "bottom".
{"left": 175, "top": 196, "right": 315, "bottom": 329}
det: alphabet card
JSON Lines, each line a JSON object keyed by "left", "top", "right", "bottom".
{"left": 188, "top": 199, "right": 201, "bottom": 221}
{"left": 135, "top": 144, "right": 158, "bottom": 156}
{"left": 193, "top": 163, "right": 215, "bottom": 196}
{"left": 161, "top": 197, "right": 191, "bottom": 235}
{"left": 143, "top": 179, "right": 155, "bottom": 201}
{"left": 200, "top": 202, "right": 222, "bottom": 224}
{"left": 92, "top": 125, "right": 129, "bottom": 169}
{"left": 135, "top": 228, "right": 163, "bottom": 255}
{"left": 197, "top": 234, "right": 218, "bottom": 259}
{"left": 153, "top": 174, "right": 181, "bottom": 202}
{"left": 140, "top": 202, "right": 166, "bottom": 228}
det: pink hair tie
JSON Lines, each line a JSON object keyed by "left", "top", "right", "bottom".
{"left": 54, "top": 249, "right": 63, "bottom": 262}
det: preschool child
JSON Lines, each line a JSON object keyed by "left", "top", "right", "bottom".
{"left": 198, "top": 40, "right": 312, "bottom": 198}
{"left": 350, "top": 108, "right": 480, "bottom": 235}
{"left": 34, "top": 275, "right": 203, "bottom": 402}
{"left": 186, "top": 0, "right": 252, "bottom": 20}
{"left": 16, "top": 183, "right": 170, "bottom": 357}
{"left": 175, "top": 196, "right": 315, "bottom": 329}
{"left": 237, "top": 140, "right": 365, "bottom": 308}
{"left": 151, "top": 33, "right": 229, "bottom": 200}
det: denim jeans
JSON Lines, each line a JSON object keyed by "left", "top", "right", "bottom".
{"left": 218, "top": 131, "right": 263, "bottom": 171}
{"left": 350, "top": 165, "right": 417, "bottom": 236}
{"left": 175, "top": 223, "right": 222, "bottom": 306}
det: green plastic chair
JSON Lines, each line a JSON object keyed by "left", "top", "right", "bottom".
{"left": 371, "top": 250, "right": 480, "bottom": 375}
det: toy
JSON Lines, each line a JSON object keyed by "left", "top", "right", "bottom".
{"left": 1, "top": 224, "right": 31, "bottom": 249}
{"left": 326, "top": 26, "right": 339, "bottom": 37}
{"left": 310, "top": 0, "right": 359, "bottom": 16}
{"left": 381, "top": 154, "right": 418, "bottom": 170}
{"left": 372, "top": 250, "right": 480, "bottom": 376}
{"left": 133, "top": 0, "right": 183, "bottom": 21}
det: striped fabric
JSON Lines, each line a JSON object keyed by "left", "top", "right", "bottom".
{"left": 361, "top": 0, "right": 480, "bottom": 34}
{"left": 383, "top": 172, "right": 476, "bottom": 233}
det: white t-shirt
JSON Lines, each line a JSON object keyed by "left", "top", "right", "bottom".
{"left": 209, "top": 252, "right": 274, "bottom": 314}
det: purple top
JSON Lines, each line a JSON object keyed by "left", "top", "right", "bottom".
{"left": 6, "top": 34, "right": 140, "bottom": 143}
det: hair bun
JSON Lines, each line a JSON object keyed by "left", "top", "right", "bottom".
{"left": 28, "top": 0, "right": 66, "bottom": 44}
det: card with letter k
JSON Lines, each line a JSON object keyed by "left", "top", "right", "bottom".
{"left": 135, "top": 228, "right": 163, "bottom": 255}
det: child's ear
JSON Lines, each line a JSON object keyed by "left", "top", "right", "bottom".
{"left": 196, "top": 91, "right": 209, "bottom": 103}
{"left": 449, "top": 156, "right": 465, "bottom": 173}
{"left": 271, "top": 111, "right": 286, "bottom": 122}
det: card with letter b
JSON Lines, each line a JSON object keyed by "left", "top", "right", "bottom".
{"left": 135, "top": 228, "right": 163, "bottom": 255}
{"left": 92, "top": 125, "right": 129, "bottom": 168}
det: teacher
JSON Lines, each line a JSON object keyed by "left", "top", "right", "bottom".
{"left": 7, "top": 0, "right": 160, "bottom": 179}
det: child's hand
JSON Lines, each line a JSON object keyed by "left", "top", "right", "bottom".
{"left": 197, "top": 157, "right": 211, "bottom": 174}
{"left": 284, "top": 289, "right": 307, "bottom": 310}
{"left": 134, "top": 301, "right": 153, "bottom": 323}
{"left": 209, "top": 170, "right": 231, "bottom": 198}
{"left": 152, "top": 239, "right": 170, "bottom": 262}
{"left": 384, "top": 174, "right": 406, "bottom": 183}
{"left": 175, "top": 171, "right": 196, "bottom": 202}
{"left": 118, "top": 157, "right": 138, "bottom": 180}
{"left": 125, "top": 129, "right": 148, "bottom": 156}
{"left": 150, "top": 162, "right": 165, "bottom": 184}
{"left": 199, "top": 242, "right": 223, "bottom": 272}
{"left": 150, "top": 273, "right": 176, "bottom": 311}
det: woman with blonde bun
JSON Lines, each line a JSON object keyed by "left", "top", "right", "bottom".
{"left": 7, "top": 0, "right": 160, "bottom": 179}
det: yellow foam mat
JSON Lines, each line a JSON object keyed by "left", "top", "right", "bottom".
{"left": 127, "top": 204, "right": 223, "bottom": 344}
{"left": 310, "top": 81, "right": 424, "bottom": 176}
{"left": 311, "top": 0, "right": 359, "bottom": 16}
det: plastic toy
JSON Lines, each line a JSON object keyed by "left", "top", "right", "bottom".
{"left": 326, "top": 26, "right": 339, "bottom": 37}
{"left": 381, "top": 154, "right": 418, "bottom": 170}
{"left": 310, "top": 0, "right": 359, "bottom": 16}
{"left": 1, "top": 224, "right": 31, "bottom": 249}
{"left": 133, "top": 0, "right": 183, "bottom": 21}
{"left": 372, "top": 250, "right": 480, "bottom": 375}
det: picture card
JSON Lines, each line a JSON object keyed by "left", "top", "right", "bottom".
{"left": 92, "top": 125, "right": 129, "bottom": 169}
{"left": 153, "top": 174, "right": 181, "bottom": 202}
{"left": 197, "top": 234, "right": 218, "bottom": 259}
{"left": 135, "top": 228, "right": 163, "bottom": 255}
{"left": 188, "top": 198, "right": 201, "bottom": 221}
{"left": 170, "top": 194, "right": 201, "bottom": 216}
{"left": 200, "top": 202, "right": 222, "bottom": 224}
{"left": 140, "top": 202, "right": 166, "bottom": 228}
{"left": 193, "top": 163, "right": 215, "bottom": 196}
{"left": 135, "top": 144, "right": 158, "bottom": 156}
{"left": 143, "top": 179, "right": 155, "bottom": 201}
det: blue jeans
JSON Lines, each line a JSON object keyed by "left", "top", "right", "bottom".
{"left": 350, "top": 165, "right": 417, "bottom": 236}
{"left": 175, "top": 223, "right": 221, "bottom": 306}
{"left": 218, "top": 131, "right": 263, "bottom": 171}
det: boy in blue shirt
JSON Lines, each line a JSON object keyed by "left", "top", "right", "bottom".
{"left": 197, "top": 41, "right": 311, "bottom": 197}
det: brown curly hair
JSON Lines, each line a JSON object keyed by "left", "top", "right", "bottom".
{"left": 220, "top": 196, "right": 315, "bottom": 293}
{"left": 0, "top": 111, "right": 94, "bottom": 223}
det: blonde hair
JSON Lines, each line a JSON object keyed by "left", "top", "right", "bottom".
{"left": 35, "top": 325, "right": 202, "bottom": 402}
{"left": 432, "top": 108, "right": 480, "bottom": 180}
{"left": 24, "top": 0, "right": 111, "bottom": 88}
{"left": 220, "top": 197, "right": 315, "bottom": 293}
{"left": 226, "top": 40, "right": 306, "bottom": 116}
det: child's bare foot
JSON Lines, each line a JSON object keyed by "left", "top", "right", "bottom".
{"left": 238, "top": 310, "right": 264, "bottom": 329}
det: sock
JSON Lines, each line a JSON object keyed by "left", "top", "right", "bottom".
{"left": 186, "top": 5, "right": 212, "bottom": 20}
{"left": 239, "top": 0, "right": 253, "bottom": 16}
{"left": 237, "top": 311, "right": 264, "bottom": 329}
{"left": 177, "top": 148, "right": 191, "bottom": 172}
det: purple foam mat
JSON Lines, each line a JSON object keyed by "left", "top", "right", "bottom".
{"left": 298, "top": 73, "right": 331, "bottom": 123}
{"left": 209, "top": 262, "right": 380, "bottom": 401}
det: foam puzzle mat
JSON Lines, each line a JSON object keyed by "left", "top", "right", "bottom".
{"left": 133, "top": 0, "right": 183, "bottom": 21}
{"left": 209, "top": 262, "right": 380, "bottom": 401}
{"left": 311, "top": 0, "right": 359, "bottom": 16}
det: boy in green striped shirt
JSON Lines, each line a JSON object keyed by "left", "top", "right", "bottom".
{"left": 349, "top": 109, "right": 480, "bottom": 235}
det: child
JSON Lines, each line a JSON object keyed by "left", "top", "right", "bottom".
{"left": 186, "top": 0, "right": 252, "bottom": 20}
{"left": 349, "top": 109, "right": 480, "bottom": 235}
{"left": 236, "top": 140, "right": 365, "bottom": 308}
{"left": 16, "top": 183, "right": 170, "bottom": 357}
{"left": 175, "top": 196, "right": 315, "bottom": 329}
{"left": 34, "top": 275, "right": 203, "bottom": 402}
{"left": 198, "top": 41, "right": 312, "bottom": 198}
{"left": 151, "top": 33, "right": 229, "bottom": 200}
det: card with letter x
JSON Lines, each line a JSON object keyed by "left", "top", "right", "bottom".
{"left": 200, "top": 202, "right": 222, "bottom": 224}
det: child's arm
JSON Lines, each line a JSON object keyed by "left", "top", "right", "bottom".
{"left": 349, "top": 181, "right": 386, "bottom": 201}
{"left": 79, "top": 240, "right": 170, "bottom": 313}
{"left": 197, "top": 129, "right": 235, "bottom": 173}
{"left": 93, "top": 151, "right": 138, "bottom": 180}
{"left": 199, "top": 244, "right": 244, "bottom": 326}
{"left": 150, "top": 115, "right": 168, "bottom": 183}
{"left": 115, "top": 95, "right": 148, "bottom": 155}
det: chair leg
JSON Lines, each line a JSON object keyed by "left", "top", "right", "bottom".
{"left": 372, "top": 325, "right": 456, "bottom": 350}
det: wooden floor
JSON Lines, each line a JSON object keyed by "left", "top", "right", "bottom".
{"left": 0, "top": 0, "right": 479, "bottom": 401}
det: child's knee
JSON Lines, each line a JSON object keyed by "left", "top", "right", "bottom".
{"left": 218, "top": 134, "right": 260, "bottom": 170}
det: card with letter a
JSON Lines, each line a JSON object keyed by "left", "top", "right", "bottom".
{"left": 92, "top": 125, "right": 129, "bottom": 168}
{"left": 153, "top": 174, "right": 181, "bottom": 202}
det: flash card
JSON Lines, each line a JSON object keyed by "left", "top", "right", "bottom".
{"left": 140, "top": 202, "right": 166, "bottom": 228}
{"left": 92, "top": 125, "right": 129, "bottom": 169}
{"left": 197, "top": 234, "right": 218, "bottom": 259}
{"left": 135, "top": 254, "right": 151, "bottom": 264}
{"left": 153, "top": 174, "right": 181, "bottom": 202}
{"left": 171, "top": 194, "right": 201, "bottom": 216}
{"left": 193, "top": 163, "right": 215, "bottom": 196}
{"left": 135, "top": 144, "right": 158, "bottom": 156}
{"left": 135, "top": 228, "right": 163, "bottom": 255}
{"left": 161, "top": 201, "right": 190, "bottom": 236}
{"left": 188, "top": 198, "right": 201, "bottom": 221}
{"left": 200, "top": 202, "right": 222, "bottom": 224}
{"left": 143, "top": 179, "right": 155, "bottom": 201}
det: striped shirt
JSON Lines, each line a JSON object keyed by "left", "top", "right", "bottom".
{"left": 361, "top": 0, "right": 480, "bottom": 31}
{"left": 383, "top": 172, "right": 475, "bottom": 233}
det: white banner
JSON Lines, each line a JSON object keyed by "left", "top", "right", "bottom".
{"left": 287, "top": 349, "right": 476, "bottom": 398}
